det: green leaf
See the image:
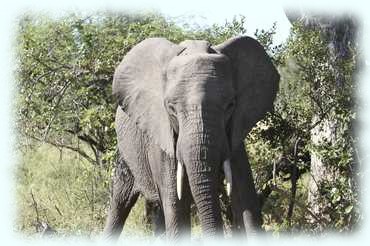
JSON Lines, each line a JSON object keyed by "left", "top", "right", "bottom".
{"left": 344, "top": 205, "right": 353, "bottom": 214}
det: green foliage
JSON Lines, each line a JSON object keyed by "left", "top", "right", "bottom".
{"left": 246, "top": 22, "right": 359, "bottom": 234}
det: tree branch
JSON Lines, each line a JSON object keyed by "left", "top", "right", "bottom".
{"left": 29, "top": 134, "right": 96, "bottom": 164}
{"left": 42, "top": 81, "right": 72, "bottom": 141}
{"left": 287, "top": 137, "right": 301, "bottom": 228}
{"left": 64, "top": 129, "right": 102, "bottom": 150}
{"left": 271, "top": 185, "right": 330, "bottom": 226}
{"left": 30, "top": 189, "right": 40, "bottom": 233}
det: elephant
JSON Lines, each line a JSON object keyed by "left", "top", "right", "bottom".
{"left": 103, "top": 36, "right": 279, "bottom": 240}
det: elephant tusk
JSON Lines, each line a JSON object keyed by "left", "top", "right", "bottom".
{"left": 223, "top": 159, "right": 232, "bottom": 197}
{"left": 177, "top": 161, "right": 184, "bottom": 200}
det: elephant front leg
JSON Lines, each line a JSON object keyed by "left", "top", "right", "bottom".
{"left": 230, "top": 145, "right": 262, "bottom": 237}
{"left": 103, "top": 156, "right": 139, "bottom": 240}
{"left": 161, "top": 167, "right": 191, "bottom": 240}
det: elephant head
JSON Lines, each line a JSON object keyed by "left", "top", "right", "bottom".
{"left": 112, "top": 37, "right": 279, "bottom": 236}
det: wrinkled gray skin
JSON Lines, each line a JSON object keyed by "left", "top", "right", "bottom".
{"left": 103, "top": 36, "right": 279, "bottom": 240}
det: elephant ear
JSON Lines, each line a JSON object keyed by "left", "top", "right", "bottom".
{"left": 112, "top": 38, "right": 184, "bottom": 157}
{"left": 213, "top": 36, "right": 280, "bottom": 151}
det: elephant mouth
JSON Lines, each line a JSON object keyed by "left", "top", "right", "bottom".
{"left": 176, "top": 159, "right": 232, "bottom": 200}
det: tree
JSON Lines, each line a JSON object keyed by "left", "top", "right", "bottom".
{"left": 246, "top": 17, "right": 360, "bottom": 232}
{"left": 285, "top": 13, "right": 359, "bottom": 230}
{"left": 16, "top": 12, "right": 249, "bottom": 168}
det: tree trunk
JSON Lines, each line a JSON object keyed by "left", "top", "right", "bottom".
{"left": 284, "top": 11, "right": 357, "bottom": 230}
{"left": 308, "top": 115, "right": 337, "bottom": 227}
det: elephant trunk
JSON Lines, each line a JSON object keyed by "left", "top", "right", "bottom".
{"left": 178, "top": 116, "right": 224, "bottom": 237}
{"left": 185, "top": 147, "right": 223, "bottom": 236}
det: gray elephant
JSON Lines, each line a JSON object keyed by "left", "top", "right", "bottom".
{"left": 103, "top": 36, "right": 279, "bottom": 240}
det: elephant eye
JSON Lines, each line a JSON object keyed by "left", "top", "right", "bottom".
{"left": 167, "top": 102, "right": 177, "bottom": 116}
{"left": 164, "top": 99, "right": 176, "bottom": 115}
{"left": 165, "top": 102, "right": 179, "bottom": 133}
{"left": 225, "top": 98, "right": 235, "bottom": 112}
{"left": 225, "top": 98, "right": 235, "bottom": 122}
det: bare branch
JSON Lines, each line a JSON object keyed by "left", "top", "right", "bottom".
{"left": 28, "top": 134, "right": 96, "bottom": 164}
{"left": 271, "top": 185, "right": 330, "bottom": 226}
{"left": 42, "top": 81, "right": 72, "bottom": 141}
{"left": 30, "top": 189, "right": 40, "bottom": 233}
{"left": 54, "top": 205, "right": 63, "bottom": 217}
{"left": 64, "top": 129, "right": 101, "bottom": 150}
{"left": 287, "top": 137, "right": 302, "bottom": 228}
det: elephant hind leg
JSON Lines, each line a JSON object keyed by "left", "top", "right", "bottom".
{"left": 144, "top": 200, "right": 165, "bottom": 236}
{"left": 103, "top": 157, "right": 139, "bottom": 241}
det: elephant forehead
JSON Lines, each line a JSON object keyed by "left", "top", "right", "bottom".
{"left": 165, "top": 54, "right": 234, "bottom": 103}
{"left": 167, "top": 53, "right": 232, "bottom": 80}
{"left": 179, "top": 40, "right": 214, "bottom": 55}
